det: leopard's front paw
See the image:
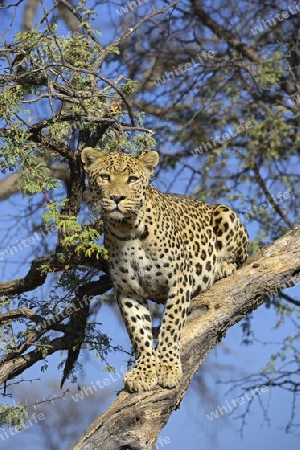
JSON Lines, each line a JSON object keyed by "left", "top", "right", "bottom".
{"left": 157, "top": 362, "right": 182, "bottom": 389}
{"left": 216, "top": 261, "right": 237, "bottom": 279}
{"left": 123, "top": 364, "right": 158, "bottom": 392}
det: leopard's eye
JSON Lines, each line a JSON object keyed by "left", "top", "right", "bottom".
{"left": 128, "top": 176, "right": 138, "bottom": 183}
{"left": 99, "top": 174, "right": 110, "bottom": 181}
{"left": 128, "top": 176, "right": 139, "bottom": 184}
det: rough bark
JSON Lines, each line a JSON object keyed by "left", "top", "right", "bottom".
{"left": 70, "top": 225, "right": 300, "bottom": 450}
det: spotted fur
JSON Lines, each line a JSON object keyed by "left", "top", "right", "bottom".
{"left": 81, "top": 148, "right": 248, "bottom": 392}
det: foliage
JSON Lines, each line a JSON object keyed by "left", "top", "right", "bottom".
{"left": 0, "top": 403, "right": 29, "bottom": 430}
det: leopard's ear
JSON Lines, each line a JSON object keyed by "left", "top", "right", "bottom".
{"left": 138, "top": 151, "right": 159, "bottom": 175}
{"left": 81, "top": 147, "right": 102, "bottom": 169}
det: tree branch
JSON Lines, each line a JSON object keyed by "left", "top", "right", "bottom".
{"left": 0, "top": 275, "right": 113, "bottom": 386}
{"left": 0, "top": 252, "right": 110, "bottom": 297}
{"left": 0, "top": 305, "right": 43, "bottom": 322}
{"left": 70, "top": 226, "right": 300, "bottom": 450}
{"left": 280, "top": 292, "right": 300, "bottom": 307}
{"left": 91, "top": 0, "right": 182, "bottom": 72}
{"left": 0, "top": 254, "right": 53, "bottom": 296}
{"left": 253, "top": 160, "right": 294, "bottom": 229}
{"left": 190, "top": 0, "right": 296, "bottom": 95}
{"left": 0, "top": 335, "right": 72, "bottom": 385}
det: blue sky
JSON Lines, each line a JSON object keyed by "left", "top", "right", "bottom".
{"left": 0, "top": 1, "right": 299, "bottom": 449}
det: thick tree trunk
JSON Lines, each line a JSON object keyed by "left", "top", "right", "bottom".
{"left": 70, "top": 226, "right": 300, "bottom": 450}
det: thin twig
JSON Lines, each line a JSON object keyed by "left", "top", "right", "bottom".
{"left": 253, "top": 160, "right": 294, "bottom": 229}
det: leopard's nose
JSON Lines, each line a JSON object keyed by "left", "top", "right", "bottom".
{"left": 110, "top": 195, "right": 126, "bottom": 204}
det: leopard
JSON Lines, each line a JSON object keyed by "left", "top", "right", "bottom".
{"left": 81, "top": 147, "right": 248, "bottom": 393}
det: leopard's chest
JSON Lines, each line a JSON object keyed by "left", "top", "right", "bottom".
{"left": 107, "top": 237, "right": 176, "bottom": 301}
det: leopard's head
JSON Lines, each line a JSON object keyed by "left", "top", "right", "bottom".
{"left": 81, "top": 148, "right": 159, "bottom": 221}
